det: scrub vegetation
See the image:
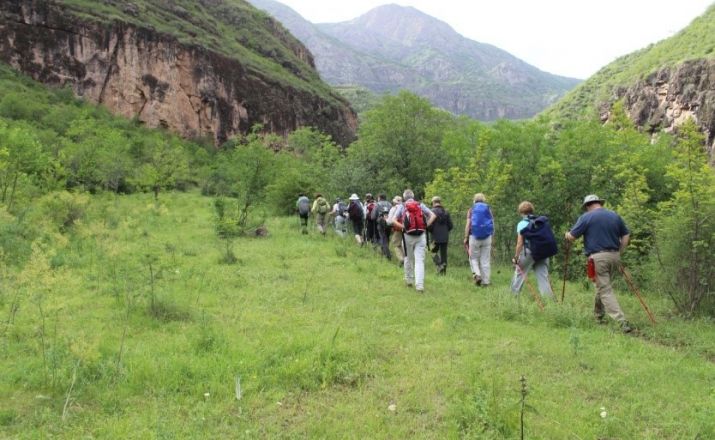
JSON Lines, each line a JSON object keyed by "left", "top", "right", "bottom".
{"left": 0, "top": 192, "right": 713, "bottom": 438}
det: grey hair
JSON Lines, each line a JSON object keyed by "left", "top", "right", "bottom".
{"left": 403, "top": 189, "right": 415, "bottom": 200}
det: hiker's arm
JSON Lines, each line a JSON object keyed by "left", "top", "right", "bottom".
{"left": 463, "top": 209, "right": 471, "bottom": 243}
{"left": 619, "top": 234, "right": 630, "bottom": 254}
{"left": 425, "top": 210, "right": 436, "bottom": 228}
{"left": 490, "top": 208, "right": 495, "bottom": 240}
{"left": 513, "top": 234, "right": 524, "bottom": 264}
{"left": 565, "top": 216, "right": 585, "bottom": 241}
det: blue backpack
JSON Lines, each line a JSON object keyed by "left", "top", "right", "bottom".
{"left": 521, "top": 215, "right": 558, "bottom": 261}
{"left": 470, "top": 202, "right": 494, "bottom": 239}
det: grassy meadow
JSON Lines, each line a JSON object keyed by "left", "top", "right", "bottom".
{"left": 0, "top": 192, "right": 713, "bottom": 439}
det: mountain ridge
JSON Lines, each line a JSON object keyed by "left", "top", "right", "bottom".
{"left": 249, "top": 0, "right": 580, "bottom": 120}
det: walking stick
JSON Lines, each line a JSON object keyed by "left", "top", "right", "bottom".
{"left": 618, "top": 264, "right": 657, "bottom": 325}
{"left": 513, "top": 262, "right": 545, "bottom": 312}
{"left": 561, "top": 240, "right": 572, "bottom": 303}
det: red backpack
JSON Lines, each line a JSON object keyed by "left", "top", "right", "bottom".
{"left": 401, "top": 201, "right": 426, "bottom": 235}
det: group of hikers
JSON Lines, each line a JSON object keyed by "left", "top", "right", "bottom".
{"left": 296, "top": 191, "right": 635, "bottom": 334}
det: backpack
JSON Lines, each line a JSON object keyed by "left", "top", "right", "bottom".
{"left": 366, "top": 202, "right": 377, "bottom": 221}
{"left": 316, "top": 197, "right": 329, "bottom": 215}
{"left": 375, "top": 200, "right": 392, "bottom": 226}
{"left": 401, "top": 200, "right": 426, "bottom": 236}
{"left": 298, "top": 197, "right": 310, "bottom": 216}
{"left": 470, "top": 202, "right": 493, "bottom": 239}
{"left": 348, "top": 201, "right": 362, "bottom": 221}
{"left": 521, "top": 215, "right": 558, "bottom": 261}
{"left": 337, "top": 202, "right": 348, "bottom": 217}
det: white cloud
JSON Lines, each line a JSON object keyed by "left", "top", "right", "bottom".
{"left": 274, "top": 0, "right": 713, "bottom": 78}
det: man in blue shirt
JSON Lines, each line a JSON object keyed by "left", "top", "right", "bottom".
{"left": 565, "top": 195, "right": 633, "bottom": 333}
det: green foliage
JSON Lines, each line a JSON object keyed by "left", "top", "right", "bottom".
{"left": 29, "top": 191, "right": 90, "bottom": 233}
{"left": 346, "top": 91, "right": 452, "bottom": 196}
{"left": 333, "top": 85, "right": 382, "bottom": 114}
{"left": 653, "top": 119, "right": 715, "bottom": 314}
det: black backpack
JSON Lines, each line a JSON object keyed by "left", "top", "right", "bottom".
{"left": 348, "top": 201, "right": 362, "bottom": 221}
{"left": 520, "top": 215, "right": 558, "bottom": 261}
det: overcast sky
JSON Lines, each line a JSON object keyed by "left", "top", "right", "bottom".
{"left": 274, "top": 0, "right": 713, "bottom": 79}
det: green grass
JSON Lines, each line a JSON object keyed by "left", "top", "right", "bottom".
{"left": 546, "top": 4, "right": 715, "bottom": 120}
{"left": 1, "top": 192, "right": 713, "bottom": 438}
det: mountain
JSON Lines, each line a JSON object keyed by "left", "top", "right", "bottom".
{"left": 546, "top": 4, "right": 715, "bottom": 155}
{"left": 0, "top": 0, "right": 357, "bottom": 145}
{"left": 249, "top": 0, "right": 581, "bottom": 120}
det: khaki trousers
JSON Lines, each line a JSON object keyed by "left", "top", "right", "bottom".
{"left": 591, "top": 251, "right": 626, "bottom": 323}
{"left": 391, "top": 230, "right": 405, "bottom": 263}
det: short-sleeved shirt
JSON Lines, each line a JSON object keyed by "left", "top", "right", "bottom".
{"left": 569, "top": 208, "right": 629, "bottom": 256}
{"left": 393, "top": 200, "right": 434, "bottom": 222}
{"left": 516, "top": 218, "right": 529, "bottom": 234}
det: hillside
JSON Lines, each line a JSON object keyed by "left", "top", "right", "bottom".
{"left": 249, "top": 0, "right": 581, "bottom": 120}
{"left": 545, "top": 4, "right": 715, "bottom": 154}
{"left": 0, "top": 0, "right": 357, "bottom": 145}
{"left": 1, "top": 192, "right": 713, "bottom": 437}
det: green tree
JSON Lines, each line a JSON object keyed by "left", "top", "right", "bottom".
{"left": 654, "top": 119, "right": 715, "bottom": 315}
{"left": 133, "top": 137, "right": 190, "bottom": 200}
{"left": 348, "top": 91, "right": 452, "bottom": 195}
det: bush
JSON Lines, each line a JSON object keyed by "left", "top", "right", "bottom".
{"left": 31, "top": 191, "right": 90, "bottom": 232}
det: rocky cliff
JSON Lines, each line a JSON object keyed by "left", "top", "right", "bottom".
{"left": 604, "top": 59, "right": 715, "bottom": 157}
{"left": 0, "top": 0, "right": 357, "bottom": 146}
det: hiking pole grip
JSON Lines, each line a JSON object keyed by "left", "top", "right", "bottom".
{"left": 561, "top": 240, "right": 572, "bottom": 303}
{"left": 514, "top": 262, "right": 545, "bottom": 311}
{"left": 619, "top": 264, "right": 657, "bottom": 325}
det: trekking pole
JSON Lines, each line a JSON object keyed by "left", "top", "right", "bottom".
{"left": 561, "top": 240, "right": 572, "bottom": 303}
{"left": 513, "top": 262, "right": 545, "bottom": 312}
{"left": 618, "top": 263, "right": 657, "bottom": 325}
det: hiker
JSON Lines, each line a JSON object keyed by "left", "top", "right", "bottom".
{"left": 364, "top": 193, "right": 378, "bottom": 244}
{"left": 464, "top": 193, "right": 494, "bottom": 286}
{"left": 296, "top": 193, "right": 310, "bottom": 235}
{"left": 510, "top": 201, "right": 555, "bottom": 298}
{"left": 331, "top": 197, "right": 348, "bottom": 237}
{"left": 387, "top": 196, "right": 405, "bottom": 265}
{"left": 565, "top": 195, "right": 633, "bottom": 333}
{"left": 374, "top": 193, "right": 393, "bottom": 259}
{"left": 428, "top": 196, "right": 453, "bottom": 275}
{"left": 392, "top": 189, "right": 436, "bottom": 293}
{"left": 347, "top": 193, "right": 365, "bottom": 245}
{"left": 311, "top": 193, "right": 330, "bottom": 235}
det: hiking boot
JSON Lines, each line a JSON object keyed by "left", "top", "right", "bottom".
{"left": 621, "top": 321, "right": 635, "bottom": 334}
{"left": 595, "top": 315, "right": 607, "bottom": 325}
{"left": 473, "top": 274, "right": 481, "bottom": 286}
{"left": 406, "top": 282, "right": 414, "bottom": 288}
{"left": 416, "top": 288, "right": 424, "bottom": 294}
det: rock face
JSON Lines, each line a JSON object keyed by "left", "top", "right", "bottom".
{"left": 0, "top": 1, "right": 357, "bottom": 146}
{"left": 606, "top": 59, "right": 715, "bottom": 157}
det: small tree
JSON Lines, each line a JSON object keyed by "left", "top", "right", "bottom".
{"left": 654, "top": 119, "right": 715, "bottom": 315}
{"left": 133, "top": 138, "right": 189, "bottom": 200}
